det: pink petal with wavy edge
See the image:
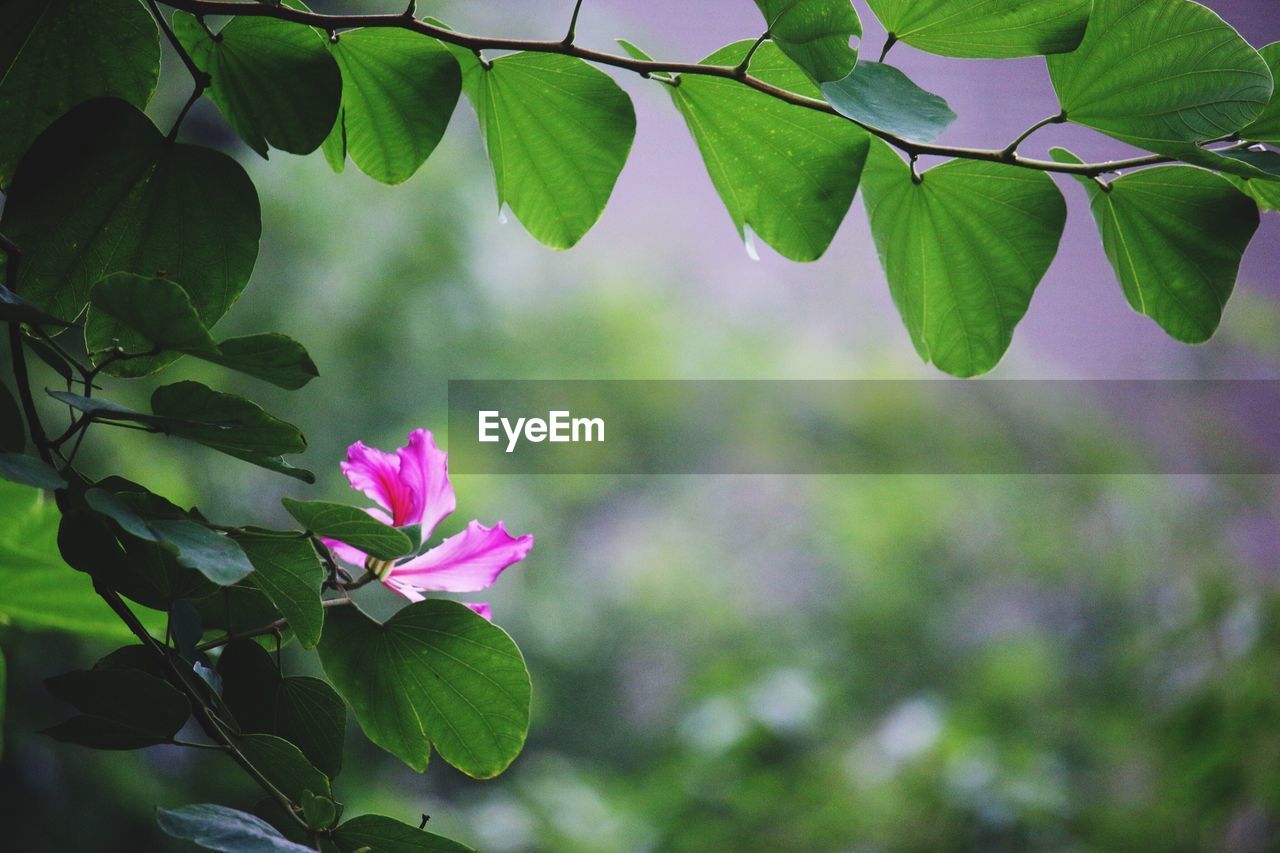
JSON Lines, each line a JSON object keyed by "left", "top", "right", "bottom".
{"left": 340, "top": 429, "right": 456, "bottom": 531}
{"left": 385, "top": 520, "right": 533, "bottom": 593}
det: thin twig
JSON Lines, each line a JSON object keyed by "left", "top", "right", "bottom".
{"left": 146, "top": 0, "right": 212, "bottom": 138}
{"left": 878, "top": 34, "right": 897, "bottom": 63}
{"left": 1002, "top": 111, "right": 1068, "bottom": 158}
{"left": 734, "top": 31, "right": 770, "bottom": 78}
{"left": 563, "top": 0, "right": 585, "bottom": 46}
{"left": 195, "top": 597, "right": 353, "bottom": 652}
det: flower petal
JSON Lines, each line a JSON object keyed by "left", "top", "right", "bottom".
{"left": 466, "top": 602, "right": 493, "bottom": 621}
{"left": 386, "top": 520, "right": 533, "bottom": 593}
{"left": 323, "top": 537, "right": 368, "bottom": 569}
{"left": 340, "top": 440, "right": 406, "bottom": 519}
{"left": 396, "top": 428, "right": 456, "bottom": 536}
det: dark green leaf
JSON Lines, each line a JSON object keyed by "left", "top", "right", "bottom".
{"left": 281, "top": 499, "right": 412, "bottom": 561}
{"left": 333, "top": 815, "right": 473, "bottom": 853}
{"left": 1227, "top": 174, "right": 1280, "bottom": 211}
{"left": 0, "top": 284, "right": 70, "bottom": 327}
{"left": 25, "top": 337, "right": 74, "bottom": 384}
{"left": 318, "top": 600, "right": 531, "bottom": 777}
{"left": 1241, "top": 43, "right": 1280, "bottom": 144}
{"left": 866, "top": 0, "right": 1090, "bottom": 58}
{"left": 821, "top": 61, "right": 956, "bottom": 143}
{"left": 212, "top": 335, "right": 319, "bottom": 390}
{"left": 300, "top": 790, "right": 337, "bottom": 832}
{"left": 148, "top": 520, "right": 256, "bottom": 587}
{"left": 0, "top": 0, "right": 159, "bottom": 188}
{"left": 1052, "top": 148, "right": 1260, "bottom": 343}
{"left": 667, "top": 40, "right": 869, "bottom": 262}
{"left": 0, "top": 99, "right": 260, "bottom": 351}
{"left": 43, "top": 668, "right": 188, "bottom": 749}
{"left": 219, "top": 639, "right": 346, "bottom": 777}
{"left": 0, "top": 650, "right": 6, "bottom": 759}
{"left": 234, "top": 535, "right": 325, "bottom": 648}
{"left": 753, "top": 0, "right": 861, "bottom": 82}
{"left": 157, "top": 804, "right": 313, "bottom": 853}
{"left": 151, "top": 381, "right": 313, "bottom": 482}
{"left": 194, "top": 585, "right": 286, "bottom": 641}
{"left": 239, "top": 733, "right": 332, "bottom": 801}
{"left": 0, "top": 380, "right": 22, "bottom": 453}
{"left": 860, "top": 141, "right": 1066, "bottom": 377}
{"left": 0, "top": 453, "right": 62, "bottom": 490}
{"left": 325, "top": 28, "right": 461, "bottom": 184}
{"left": 173, "top": 10, "right": 342, "bottom": 157}
{"left": 449, "top": 48, "right": 635, "bottom": 249}
{"left": 1047, "top": 0, "right": 1272, "bottom": 148}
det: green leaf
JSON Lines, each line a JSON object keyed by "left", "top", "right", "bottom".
{"left": 149, "top": 520, "right": 256, "bottom": 587}
{"left": 0, "top": 0, "right": 159, "bottom": 188}
{"left": 234, "top": 535, "right": 325, "bottom": 649}
{"left": 450, "top": 49, "right": 636, "bottom": 249}
{"left": 0, "top": 98, "right": 260, "bottom": 349}
{"left": 1241, "top": 43, "right": 1280, "bottom": 144}
{"left": 0, "top": 481, "right": 166, "bottom": 641}
{"left": 1051, "top": 148, "right": 1260, "bottom": 343}
{"left": 281, "top": 499, "right": 412, "bottom": 561}
{"left": 821, "top": 61, "right": 956, "bottom": 143}
{"left": 0, "top": 381, "right": 21, "bottom": 453}
{"left": 753, "top": 0, "right": 861, "bottom": 83}
{"left": 669, "top": 40, "right": 869, "bottom": 262}
{"left": 333, "top": 815, "right": 474, "bottom": 853}
{"left": 1047, "top": 0, "right": 1272, "bottom": 149}
{"left": 89, "top": 274, "right": 318, "bottom": 389}
{"left": 860, "top": 140, "right": 1066, "bottom": 377}
{"left": 151, "top": 381, "right": 313, "bottom": 483}
{"left": 0, "top": 649, "right": 6, "bottom": 760}
{"left": 325, "top": 28, "right": 461, "bottom": 184}
{"left": 239, "top": 733, "right": 332, "bottom": 801}
{"left": 43, "top": 668, "right": 189, "bottom": 749}
{"left": 1227, "top": 174, "right": 1280, "bottom": 212}
{"left": 172, "top": 10, "right": 342, "bottom": 157}
{"left": 0, "top": 283, "right": 71, "bottom": 327}
{"left": 219, "top": 639, "right": 346, "bottom": 777}
{"left": 318, "top": 599, "right": 531, "bottom": 777}
{"left": 0, "top": 453, "right": 62, "bottom": 490}
{"left": 157, "top": 804, "right": 314, "bottom": 853}
{"left": 212, "top": 335, "right": 319, "bottom": 391}
{"left": 194, "top": 584, "right": 286, "bottom": 642}
{"left": 866, "top": 0, "right": 1090, "bottom": 58}
{"left": 300, "top": 790, "right": 337, "bottom": 832}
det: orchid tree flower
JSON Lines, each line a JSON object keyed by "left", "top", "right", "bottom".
{"left": 322, "top": 429, "right": 532, "bottom": 620}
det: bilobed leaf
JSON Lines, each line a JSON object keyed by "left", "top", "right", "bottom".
{"left": 219, "top": 639, "right": 346, "bottom": 777}
{"left": 238, "top": 733, "right": 332, "bottom": 801}
{"left": 449, "top": 49, "right": 636, "bottom": 249}
{"left": 326, "top": 28, "right": 461, "bottom": 184}
{"left": 333, "top": 815, "right": 473, "bottom": 853}
{"left": 157, "top": 804, "right": 314, "bottom": 853}
{"left": 0, "top": 453, "right": 62, "bottom": 490}
{"left": 234, "top": 534, "right": 325, "bottom": 648}
{"left": 318, "top": 599, "right": 531, "bottom": 777}
{"left": 1051, "top": 148, "right": 1260, "bottom": 343}
{"left": 668, "top": 40, "right": 869, "bottom": 262}
{"left": 1047, "top": 0, "right": 1272, "bottom": 149}
{"left": 89, "top": 274, "right": 318, "bottom": 389}
{"left": 821, "top": 61, "right": 956, "bottom": 143}
{"left": 151, "top": 381, "right": 313, "bottom": 482}
{"left": 0, "top": 0, "right": 159, "bottom": 188}
{"left": 172, "top": 10, "right": 342, "bottom": 157}
{"left": 860, "top": 140, "right": 1066, "bottom": 377}
{"left": 299, "top": 791, "right": 336, "bottom": 832}
{"left": 281, "top": 498, "right": 412, "bottom": 561}
{"left": 0, "top": 99, "right": 260, "bottom": 347}
{"left": 866, "top": 0, "right": 1090, "bottom": 58}
{"left": 1241, "top": 43, "right": 1280, "bottom": 144}
{"left": 43, "top": 668, "right": 189, "bottom": 749}
{"left": 753, "top": 0, "right": 861, "bottom": 83}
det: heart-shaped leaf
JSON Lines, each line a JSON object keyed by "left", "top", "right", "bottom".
{"left": 866, "top": 0, "right": 1090, "bottom": 58}
{"left": 233, "top": 535, "right": 326, "bottom": 649}
{"left": 752, "top": 0, "right": 861, "bottom": 82}
{"left": 318, "top": 599, "right": 530, "bottom": 777}
{"left": 822, "top": 61, "right": 956, "bottom": 143}
{"left": 860, "top": 140, "right": 1066, "bottom": 377}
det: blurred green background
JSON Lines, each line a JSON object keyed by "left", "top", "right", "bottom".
{"left": 4, "top": 1, "right": 1280, "bottom": 850}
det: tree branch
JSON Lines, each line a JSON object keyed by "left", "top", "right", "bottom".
{"left": 153, "top": 0, "right": 1207, "bottom": 177}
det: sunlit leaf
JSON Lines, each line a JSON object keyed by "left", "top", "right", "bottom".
{"left": 1047, "top": 0, "right": 1272, "bottom": 148}
{"left": 325, "top": 28, "right": 461, "bottom": 184}
{"left": 753, "top": 0, "right": 861, "bottom": 82}
{"left": 860, "top": 141, "right": 1066, "bottom": 377}
{"left": 1240, "top": 43, "right": 1280, "bottom": 144}
{"left": 280, "top": 498, "right": 412, "bottom": 561}
{"left": 866, "top": 0, "right": 1090, "bottom": 58}
{"left": 1051, "top": 148, "right": 1260, "bottom": 343}
{"left": 318, "top": 599, "right": 531, "bottom": 777}
{"left": 233, "top": 534, "right": 325, "bottom": 649}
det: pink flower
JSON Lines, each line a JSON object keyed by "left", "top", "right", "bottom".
{"left": 322, "top": 429, "right": 532, "bottom": 619}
